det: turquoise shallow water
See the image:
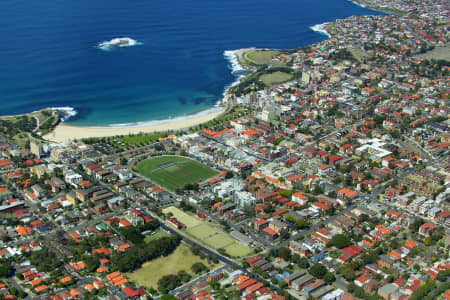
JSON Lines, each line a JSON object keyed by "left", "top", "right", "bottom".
{"left": 0, "top": 0, "right": 382, "bottom": 126}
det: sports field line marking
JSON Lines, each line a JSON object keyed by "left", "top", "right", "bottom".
{"left": 221, "top": 242, "right": 236, "bottom": 249}
{"left": 150, "top": 160, "right": 188, "bottom": 173}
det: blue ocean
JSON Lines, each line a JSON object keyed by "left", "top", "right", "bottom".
{"left": 0, "top": 0, "right": 381, "bottom": 126}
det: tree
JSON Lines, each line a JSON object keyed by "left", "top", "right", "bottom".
{"left": 290, "top": 254, "right": 300, "bottom": 264}
{"left": 295, "top": 219, "right": 310, "bottom": 230}
{"left": 178, "top": 270, "right": 191, "bottom": 282}
{"left": 274, "top": 137, "right": 284, "bottom": 145}
{"left": 409, "top": 218, "right": 425, "bottom": 233}
{"left": 191, "top": 262, "right": 208, "bottom": 274}
{"left": 158, "top": 275, "right": 181, "bottom": 293}
{"left": 298, "top": 257, "right": 309, "bottom": 269}
{"left": 112, "top": 235, "right": 180, "bottom": 272}
{"left": 324, "top": 272, "right": 335, "bottom": 283}
{"left": 27, "top": 248, "right": 63, "bottom": 273}
{"left": 409, "top": 281, "right": 436, "bottom": 300}
{"left": 437, "top": 270, "right": 450, "bottom": 282}
{"left": 424, "top": 236, "right": 432, "bottom": 246}
{"left": 327, "top": 234, "right": 352, "bottom": 249}
{"left": 332, "top": 177, "right": 343, "bottom": 184}
{"left": 0, "top": 260, "right": 13, "bottom": 277}
{"left": 340, "top": 264, "right": 356, "bottom": 281}
{"left": 360, "top": 250, "right": 379, "bottom": 265}
{"left": 285, "top": 216, "right": 296, "bottom": 224}
{"left": 209, "top": 280, "right": 221, "bottom": 291}
{"left": 309, "top": 263, "right": 327, "bottom": 279}
{"left": 279, "top": 247, "right": 291, "bottom": 261}
{"left": 326, "top": 205, "right": 336, "bottom": 216}
{"left": 279, "top": 190, "right": 293, "bottom": 199}
{"left": 84, "top": 256, "right": 99, "bottom": 273}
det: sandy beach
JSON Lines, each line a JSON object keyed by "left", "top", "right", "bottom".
{"left": 43, "top": 108, "right": 226, "bottom": 143}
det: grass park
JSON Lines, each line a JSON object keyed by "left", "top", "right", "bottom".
{"left": 117, "top": 132, "right": 171, "bottom": 148}
{"left": 259, "top": 71, "right": 293, "bottom": 85}
{"left": 1, "top": 109, "right": 60, "bottom": 148}
{"left": 243, "top": 50, "right": 281, "bottom": 65}
{"left": 163, "top": 206, "right": 253, "bottom": 258}
{"left": 143, "top": 229, "right": 172, "bottom": 243}
{"left": 136, "top": 156, "right": 219, "bottom": 191}
{"left": 126, "top": 243, "right": 218, "bottom": 289}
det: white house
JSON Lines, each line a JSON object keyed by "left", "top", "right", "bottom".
{"left": 233, "top": 190, "right": 256, "bottom": 207}
{"left": 64, "top": 172, "right": 83, "bottom": 187}
{"left": 292, "top": 192, "right": 308, "bottom": 205}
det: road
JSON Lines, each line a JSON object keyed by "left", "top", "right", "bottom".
{"left": 142, "top": 209, "right": 245, "bottom": 271}
{"left": 137, "top": 208, "right": 286, "bottom": 296}
{"left": 195, "top": 206, "right": 272, "bottom": 249}
{"left": 279, "top": 202, "right": 358, "bottom": 249}
{"left": 154, "top": 265, "right": 228, "bottom": 299}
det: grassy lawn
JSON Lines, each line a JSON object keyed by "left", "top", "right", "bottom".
{"left": 126, "top": 243, "right": 218, "bottom": 289}
{"left": 244, "top": 50, "right": 281, "bottom": 65}
{"left": 224, "top": 243, "right": 253, "bottom": 257}
{"left": 136, "top": 156, "right": 219, "bottom": 191}
{"left": 187, "top": 224, "right": 218, "bottom": 239}
{"left": 259, "top": 71, "right": 293, "bottom": 86}
{"left": 203, "top": 233, "right": 235, "bottom": 249}
{"left": 116, "top": 132, "right": 170, "bottom": 148}
{"left": 144, "top": 229, "right": 172, "bottom": 242}
{"left": 162, "top": 206, "right": 253, "bottom": 258}
{"left": 0, "top": 109, "right": 60, "bottom": 147}
{"left": 416, "top": 44, "right": 450, "bottom": 61}
{"left": 349, "top": 47, "right": 371, "bottom": 63}
{"left": 162, "top": 207, "right": 202, "bottom": 228}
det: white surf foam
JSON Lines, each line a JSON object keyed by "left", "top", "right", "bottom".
{"left": 57, "top": 107, "right": 78, "bottom": 121}
{"left": 97, "top": 37, "right": 143, "bottom": 51}
{"left": 224, "top": 49, "right": 250, "bottom": 76}
{"left": 29, "top": 106, "right": 78, "bottom": 122}
{"left": 44, "top": 107, "right": 78, "bottom": 122}
{"left": 222, "top": 49, "right": 253, "bottom": 96}
{"left": 310, "top": 22, "right": 331, "bottom": 38}
{"left": 348, "top": 0, "right": 366, "bottom": 8}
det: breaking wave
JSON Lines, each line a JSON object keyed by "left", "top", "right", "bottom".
{"left": 97, "top": 37, "right": 142, "bottom": 51}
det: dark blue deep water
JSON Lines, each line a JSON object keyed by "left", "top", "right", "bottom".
{"left": 0, "top": 0, "right": 381, "bottom": 126}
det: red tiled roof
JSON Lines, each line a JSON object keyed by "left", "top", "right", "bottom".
{"left": 119, "top": 219, "right": 132, "bottom": 227}
{"left": 247, "top": 256, "right": 261, "bottom": 264}
{"left": 272, "top": 208, "right": 287, "bottom": 216}
{"left": 236, "top": 279, "right": 257, "bottom": 290}
{"left": 0, "top": 159, "right": 13, "bottom": 167}
{"left": 263, "top": 227, "right": 278, "bottom": 236}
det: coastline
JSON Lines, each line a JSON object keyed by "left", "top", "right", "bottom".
{"left": 41, "top": 34, "right": 329, "bottom": 143}
{"left": 40, "top": 47, "right": 248, "bottom": 143}
{"left": 43, "top": 107, "right": 226, "bottom": 143}
{"left": 37, "top": 0, "right": 383, "bottom": 143}
{"left": 346, "top": 0, "right": 401, "bottom": 15}
{"left": 310, "top": 22, "right": 331, "bottom": 38}
{"left": 348, "top": 0, "right": 366, "bottom": 8}
{"left": 42, "top": 48, "right": 249, "bottom": 143}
